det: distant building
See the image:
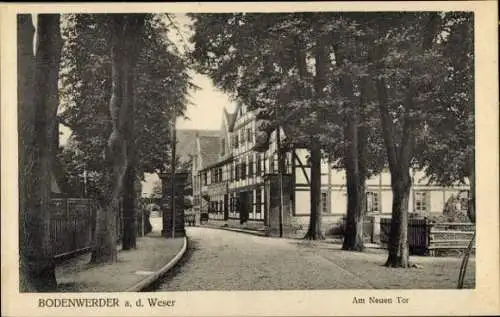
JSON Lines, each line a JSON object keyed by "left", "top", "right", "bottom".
{"left": 190, "top": 104, "right": 470, "bottom": 236}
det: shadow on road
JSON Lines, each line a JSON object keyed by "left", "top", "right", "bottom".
{"left": 141, "top": 236, "right": 199, "bottom": 292}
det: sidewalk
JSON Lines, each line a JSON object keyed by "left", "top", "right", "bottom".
{"left": 55, "top": 230, "right": 186, "bottom": 292}
{"left": 201, "top": 221, "right": 397, "bottom": 251}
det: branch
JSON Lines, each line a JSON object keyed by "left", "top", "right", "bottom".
{"left": 398, "top": 81, "right": 415, "bottom": 170}
{"left": 376, "top": 77, "right": 398, "bottom": 171}
{"left": 165, "top": 13, "right": 190, "bottom": 55}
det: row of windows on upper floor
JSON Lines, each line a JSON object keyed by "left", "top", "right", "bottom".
{"left": 199, "top": 190, "right": 470, "bottom": 215}
{"left": 221, "top": 125, "right": 255, "bottom": 155}
{"left": 200, "top": 155, "right": 292, "bottom": 186}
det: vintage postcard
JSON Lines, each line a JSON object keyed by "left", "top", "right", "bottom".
{"left": 1, "top": 1, "right": 499, "bottom": 316}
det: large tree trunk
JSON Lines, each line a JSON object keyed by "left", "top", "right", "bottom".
{"left": 304, "top": 142, "right": 324, "bottom": 240}
{"left": 303, "top": 32, "right": 327, "bottom": 240}
{"left": 121, "top": 15, "right": 145, "bottom": 250}
{"left": 376, "top": 77, "right": 413, "bottom": 268}
{"left": 376, "top": 14, "right": 440, "bottom": 267}
{"left": 342, "top": 106, "right": 365, "bottom": 251}
{"left": 342, "top": 163, "right": 366, "bottom": 250}
{"left": 18, "top": 14, "right": 38, "bottom": 292}
{"left": 91, "top": 15, "right": 129, "bottom": 263}
{"left": 121, "top": 36, "right": 137, "bottom": 250}
{"left": 334, "top": 45, "right": 368, "bottom": 251}
{"left": 385, "top": 173, "right": 411, "bottom": 267}
{"left": 341, "top": 114, "right": 368, "bottom": 252}
{"left": 122, "top": 160, "right": 137, "bottom": 249}
{"left": 18, "top": 14, "right": 63, "bottom": 292}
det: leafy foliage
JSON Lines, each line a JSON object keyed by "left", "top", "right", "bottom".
{"left": 59, "top": 14, "right": 195, "bottom": 198}
{"left": 414, "top": 12, "right": 474, "bottom": 186}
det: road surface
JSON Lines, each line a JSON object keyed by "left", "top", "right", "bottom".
{"left": 155, "top": 227, "right": 373, "bottom": 291}
{"left": 155, "top": 226, "right": 474, "bottom": 291}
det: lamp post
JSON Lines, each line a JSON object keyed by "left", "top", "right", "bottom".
{"left": 171, "top": 104, "right": 177, "bottom": 239}
{"left": 275, "top": 104, "right": 284, "bottom": 238}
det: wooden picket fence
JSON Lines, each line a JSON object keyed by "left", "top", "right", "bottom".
{"left": 380, "top": 217, "right": 475, "bottom": 256}
{"left": 50, "top": 198, "right": 123, "bottom": 260}
{"left": 380, "top": 218, "right": 431, "bottom": 255}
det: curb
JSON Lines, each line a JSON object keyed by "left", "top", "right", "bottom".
{"left": 203, "top": 226, "right": 386, "bottom": 250}
{"left": 201, "top": 225, "right": 267, "bottom": 237}
{"left": 219, "top": 227, "right": 267, "bottom": 237}
{"left": 124, "top": 236, "right": 188, "bottom": 292}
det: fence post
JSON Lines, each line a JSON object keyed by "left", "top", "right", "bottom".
{"left": 424, "top": 217, "right": 431, "bottom": 255}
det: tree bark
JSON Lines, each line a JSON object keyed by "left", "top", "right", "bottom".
{"left": 342, "top": 117, "right": 367, "bottom": 251}
{"left": 18, "top": 14, "right": 37, "bottom": 292}
{"left": 122, "top": 165, "right": 137, "bottom": 249}
{"left": 121, "top": 32, "right": 137, "bottom": 250}
{"left": 385, "top": 174, "right": 411, "bottom": 267}
{"left": 334, "top": 43, "right": 368, "bottom": 251}
{"left": 18, "top": 14, "right": 63, "bottom": 291}
{"left": 91, "top": 15, "right": 129, "bottom": 263}
{"left": 376, "top": 78, "right": 413, "bottom": 268}
{"left": 303, "top": 32, "right": 327, "bottom": 240}
{"left": 375, "top": 14, "right": 441, "bottom": 267}
{"left": 121, "top": 15, "right": 145, "bottom": 250}
{"left": 304, "top": 141, "right": 324, "bottom": 240}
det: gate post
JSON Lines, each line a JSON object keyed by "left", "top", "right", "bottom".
{"left": 160, "top": 172, "right": 188, "bottom": 238}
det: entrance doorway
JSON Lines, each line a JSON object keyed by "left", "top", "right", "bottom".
{"left": 224, "top": 194, "right": 229, "bottom": 220}
{"left": 239, "top": 191, "right": 250, "bottom": 224}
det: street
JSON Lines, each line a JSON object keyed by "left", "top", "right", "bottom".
{"left": 156, "top": 227, "right": 369, "bottom": 291}
{"left": 155, "top": 227, "right": 475, "bottom": 291}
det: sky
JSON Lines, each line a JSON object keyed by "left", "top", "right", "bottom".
{"left": 144, "top": 14, "right": 235, "bottom": 196}
{"left": 167, "top": 14, "right": 236, "bottom": 131}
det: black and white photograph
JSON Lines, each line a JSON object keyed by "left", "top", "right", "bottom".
{"left": 1, "top": 2, "right": 499, "bottom": 317}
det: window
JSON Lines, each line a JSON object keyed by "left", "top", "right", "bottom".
{"left": 219, "top": 200, "right": 224, "bottom": 212}
{"left": 234, "top": 134, "right": 239, "bottom": 148}
{"left": 256, "top": 190, "right": 262, "bottom": 213}
{"left": 256, "top": 155, "right": 262, "bottom": 175}
{"left": 415, "top": 191, "right": 429, "bottom": 213}
{"left": 230, "top": 163, "right": 234, "bottom": 181}
{"left": 241, "top": 161, "right": 247, "bottom": 180}
{"left": 203, "top": 172, "right": 207, "bottom": 185}
{"left": 218, "top": 167, "right": 223, "bottom": 182}
{"left": 248, "top": 155, "right": 254, "bottom": 176}
{"left": 366, "top": 192, "right": 380, "bottom": 213}
{"left": 235, "top": 161, "right": 240, "bottom": 180}
{"left": 321, "top": 192, "right": 329, "bottom": 213}
{"left": 270, "top": 156, "right": 275, "bottom": 173}
{"left": 249, "top": 191, "right": 254, "bottom": 215}
{"left": 213, "top": 169, "right": 217, "bottom": 183}
{"left": 221, "top": 138, "right": 225, "bottom": 155}
{"left": 247, "top": 127, "right": 253, "bottom": 143}
{"left": 241, "top": 129, "right": 246, "bottom": 144}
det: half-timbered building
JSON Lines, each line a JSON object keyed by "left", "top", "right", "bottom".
{"left": 192, "top": 104, "right": 470, "bottom": 237}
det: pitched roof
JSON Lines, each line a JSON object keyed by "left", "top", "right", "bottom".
{"left": 199, "top": 135, "right": 221, "bottom": 168}
{"left": 176, "top": 129, "right": 219, "bottom": 164}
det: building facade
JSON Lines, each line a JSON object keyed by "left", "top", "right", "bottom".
{"left": 192, "top": 104, "right": 470, "bottom": 236}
